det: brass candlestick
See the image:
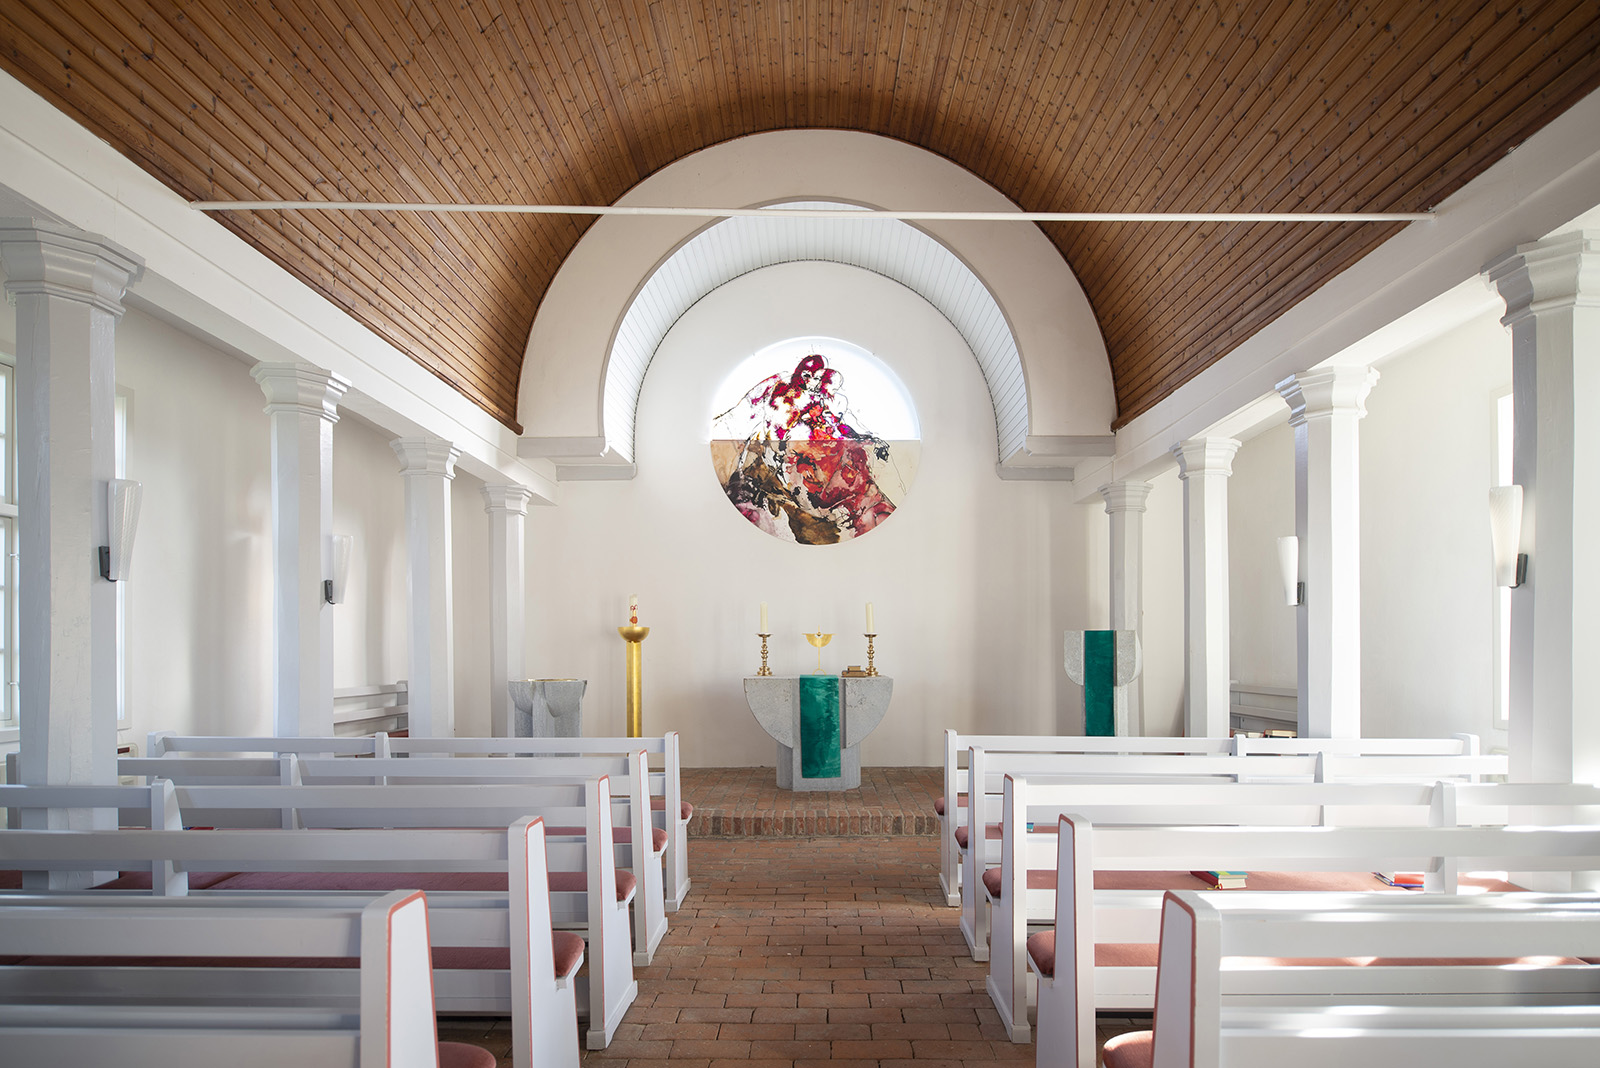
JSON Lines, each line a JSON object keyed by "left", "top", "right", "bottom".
{"left": 804, "top": 631, "right": 833, "bottom": 674}
{"left": 756, "top": 633, "right": 772, "bottom": 676}
{"left": 617, "top": 625, "right": 650, "bottom": 737}
{"left": 864, "top": 633, "right": 879, "bottom": 676}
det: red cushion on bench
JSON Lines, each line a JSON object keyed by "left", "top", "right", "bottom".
{"left": 552, "top": 930, "right": 585, "bottom": 979}
{"left": 438, "top": 1041, "right": 497, "bottom": 1068}
{"left": 209, "top": 872, "right": 511, "bottom": 892}
{"left": 548, "top": 868, "right": 637, "bottom": 902}
{"left": 953, "top": 823, "right": 1002, "bottom": 849}
{"left": 650, "top": 797, "right": 694, "bottom": 820}
{"left": 1026, "top": 931, "right": 1055, "bottom": 977}
{"left": 1101, "top": 1030, "right": 1153, "bottom": 1068}
{"left": 932, "top": 793, "right": 968, "bottom": 817}
{"left": 981, "top": 866, "right": 1057, "bottom": 899}
{"left": 91, "top": 870, "right": 240, "bottom": 891}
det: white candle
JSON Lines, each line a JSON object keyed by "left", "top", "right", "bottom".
{"left": 760, "top": 602, "right": 769, "bottom": 632}
{"left": 865, "top": 602, "right": 875, "bottom": 633}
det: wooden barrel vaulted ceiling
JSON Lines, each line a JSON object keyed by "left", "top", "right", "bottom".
{"left": 2, "top": 2, "right": 1598, "bottom": 432}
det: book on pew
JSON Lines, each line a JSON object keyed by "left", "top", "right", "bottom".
{"left": 1191, "top": 870, "right": 1247, "bottom": 889}
{"left": 1374, "top": 870, "right": 1425, "bottom": 889}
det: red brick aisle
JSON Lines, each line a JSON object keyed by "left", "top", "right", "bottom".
{"left": 439, "top": 831, "right": 1143, "bottom": 1067}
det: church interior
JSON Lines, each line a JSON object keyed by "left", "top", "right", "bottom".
{"left": 1, "top": 3, "right": 1599, "bottom": 1066}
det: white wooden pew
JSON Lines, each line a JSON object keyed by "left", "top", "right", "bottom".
{"left": 1097, "top": 890, "right": 1600, "bottom": 1068}
{"left": 143, "top": 728, "right": 693, "bottom": 908}
{"left": 987, "top": 776, "right": 1446, "bottom": 1042}
{"left": 957, "top": 745, "right": 1508, "bottom": 960}
{"left": 0, "top": 888, "right": 445, "bottom": 1068}
{"left": 937, "top": 732, "right": 1237, "bottom": 905}
{"left": 1036, "top": 804, "right": 1600, "bottom": 1066}
{"left": 0, "top": 786, "right": 636, "bottom": 1051}
{"left": 937, "top": 732, "right": 1490, "bottom": 908}
{"left": 120, "top": 748, "right": 670, "bottom": 965}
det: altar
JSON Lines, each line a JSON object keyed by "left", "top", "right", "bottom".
{"left": 743, "top": 675, "right": 893, "bottom": 791}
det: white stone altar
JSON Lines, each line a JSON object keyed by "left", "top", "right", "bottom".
{"left": 507, "top": 678, "right": 587, "bottom": 737}
{"left": 743, "top": 675, "right": 893, "bottom": 790}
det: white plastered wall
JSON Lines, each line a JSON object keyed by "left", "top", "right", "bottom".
{"left": 518, "top": 129, "right": 1114, "bottom": 448}
{"left": 525, "top": 261, "right": 1101, "bottom": 767}
{"left": 1224, "top": 307, "right": 1512, "bottom": 743}
{"left": 0, "top": 262, "right": 483, "bottom": 742}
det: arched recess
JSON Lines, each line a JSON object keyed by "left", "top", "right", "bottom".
{"left": 517, "top": 130, "right": 1116, "bottom": 480}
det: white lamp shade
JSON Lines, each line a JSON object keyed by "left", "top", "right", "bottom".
{"left": 105, "top": 479, "right": 141, "bottom": 581}
{"left": 1488, "top": 485, "right": 1524, "bottom": 587}
{"left": 1276, "top": 535, "right": 1299, "bottom": 606}
{"left": 328, "top": 533, "right": 354, "bottom": 604}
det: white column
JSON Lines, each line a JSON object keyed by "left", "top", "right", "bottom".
{"left": 251, "top": 363, "right": 348, "bottom": 738}
{"left": 393, "top": 437, "right": 460, "bottom": 738}
{"left": 0, "top": 219, "right": 142, "bottom": 833}
{"left": 483, "top": 484, "right": 533, "bottom": 738}
{"left": 1172, "top": 437, "right": 1241, "bottom": 737}
{"left": 1100, "top": 480, "right": 1153, "bottom": 735}
{"left": 1484, "top": 230, "right": 1600, "bottom": 786}
{"left": 1275, "top": 366, "right": 1378, "bottom": 738}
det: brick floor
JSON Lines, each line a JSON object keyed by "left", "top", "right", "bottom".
{"left": 437, "top": 830, "right": 1143, "bottom": 1068}
{"left": 684, "top": 766, "right": 944, "bottom": 837}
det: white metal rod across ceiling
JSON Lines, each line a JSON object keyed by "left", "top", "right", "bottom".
{"left": 189, "top": 201, "right": 1433, "bottom": 223}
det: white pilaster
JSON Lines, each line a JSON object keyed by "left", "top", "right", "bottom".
{"left": 394, "top": 437, "right": 460, "bottom": 738}
{"left": 1172, "top": 437, "right": 1241, "bottom": 737}
{"left": 0, "top": 219, "right": 142, "bottom": 836}
{"left": 483, "top": 484, "right": 533, "bottom": 738}
{"left": 1484, "top": 230, "right": 1600, "bottom": 786}
{"left": 1275, "top": 366, "right": 1378, "bottom": 738}
{"left": 1099, "top": 480, "right": 1153, "bottom": 735}
{"left": 251, "top": 363, "right": 348, "bottom": 737}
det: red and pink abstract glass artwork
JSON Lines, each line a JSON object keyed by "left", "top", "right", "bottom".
{"left": 710, "top": 350, "right": 919, "bottom": 545}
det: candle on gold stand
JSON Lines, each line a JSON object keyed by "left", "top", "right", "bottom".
{"left": 617, "top": 624, "right": 650, "bottom": 737}
{"left": 864, "top": 633, "right": 879, "bottom": 676}
{"left": 756, "top": 633, "right": 772, "bottom": 676}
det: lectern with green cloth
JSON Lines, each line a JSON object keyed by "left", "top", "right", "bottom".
{"left": 743, "top": 675, "right": 894, "bottom": 790}
{"left": 1064, "top": 630, "right": 1141, "bottom": 736}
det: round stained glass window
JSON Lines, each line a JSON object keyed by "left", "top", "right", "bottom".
{"left": 709, "top": 338, "right": 920, "bottom": 545}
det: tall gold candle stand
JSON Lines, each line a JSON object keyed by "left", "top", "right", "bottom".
{"left": 756, "top": 633, "right": 772, "bottom": 676}
{"left": 864, "top": 633, "right": 879, "bottom": 676}
{"left": 617, "top": 625, "right": 650, "bottom": 737}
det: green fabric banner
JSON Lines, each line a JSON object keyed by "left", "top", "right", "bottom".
{"left": 798, "top": 675, "right": 842, "bottom": 778}
{"left": 1084, "top": 629, "right": 1116, "bottom": 737}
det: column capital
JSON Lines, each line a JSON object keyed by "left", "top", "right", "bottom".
{"left": 251, "top": 362, "right": 350, "bottom": 422}
{"left": 482, "top": 483, "right": 534, "bottom": 515}
{"left": 392, "top": 436, "right": 460, "bottom": 479}
{"left": 1098, "top": 479, "right": 1153, "bottom": 514}
{"left": 0, "top": 218, "right": 143, "bottom": 318}
{"left": 1275, "top": 365, "right": 1379, "bottom": 428}
{"left": 1482, "top": 229, "right": 1600, "bottom": 327}
{"left": 1171, "top": 437, "right": 1241, "bottom": 480}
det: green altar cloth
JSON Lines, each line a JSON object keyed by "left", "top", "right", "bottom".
{"left": 797, "top": 675, "right": 842, "bottom": 778}
{"left": 1083, "top": 629, "right": 1116, "bottom": 737}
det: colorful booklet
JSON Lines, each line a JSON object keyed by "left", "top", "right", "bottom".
{"left": 1191, "top": 870, "right": 1247, "bottom": 889}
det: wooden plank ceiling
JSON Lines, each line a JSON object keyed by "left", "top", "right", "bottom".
{"left": 2, "top": 2, "right": 1597, "bottom": 432}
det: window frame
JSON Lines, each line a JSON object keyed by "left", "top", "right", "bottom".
{"left": 1490, "top": 387, "right": 1513, "bottom": 731}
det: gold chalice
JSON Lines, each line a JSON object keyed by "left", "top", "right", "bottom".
{"left": 803, "top": 631, "right": 834, "bottom": 674}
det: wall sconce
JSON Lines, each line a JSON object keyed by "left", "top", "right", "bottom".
{"left": 1489, "top": 485, "right": 1527, "bottom": 588}
{"left": 99, "top": 479, "right": 142, "bottom": 581}
{"left": 325, "top": 533, "right": 353, "bottom": 604}
{"left": 1276, "top": 535, "right": 1304, "bottom": 606}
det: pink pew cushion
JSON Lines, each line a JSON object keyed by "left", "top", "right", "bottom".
{"left": 552, "top": 930, "right": 585, "bottom": 979}
{"left": 953, "top": 823, "right": 1001, "bottom": 849}
{"left": 933, "top": 793, "right": 968, "bottom": 817}
{"left": 550, "top": 868, "right": 637, "bottom": 903}
{"left": 438, "top": 1041, "right": 497, "bottom": 1068}
{"left": 1101, "top": 1030, "right": 1153, "bottom": 1068}
{"left": 651, "top": 797, "right": 694, "bottom": 820}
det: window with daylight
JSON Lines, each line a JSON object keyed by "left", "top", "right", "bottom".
{"left": 1492, "top": 389, "right": 1513, "bottom": 730}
